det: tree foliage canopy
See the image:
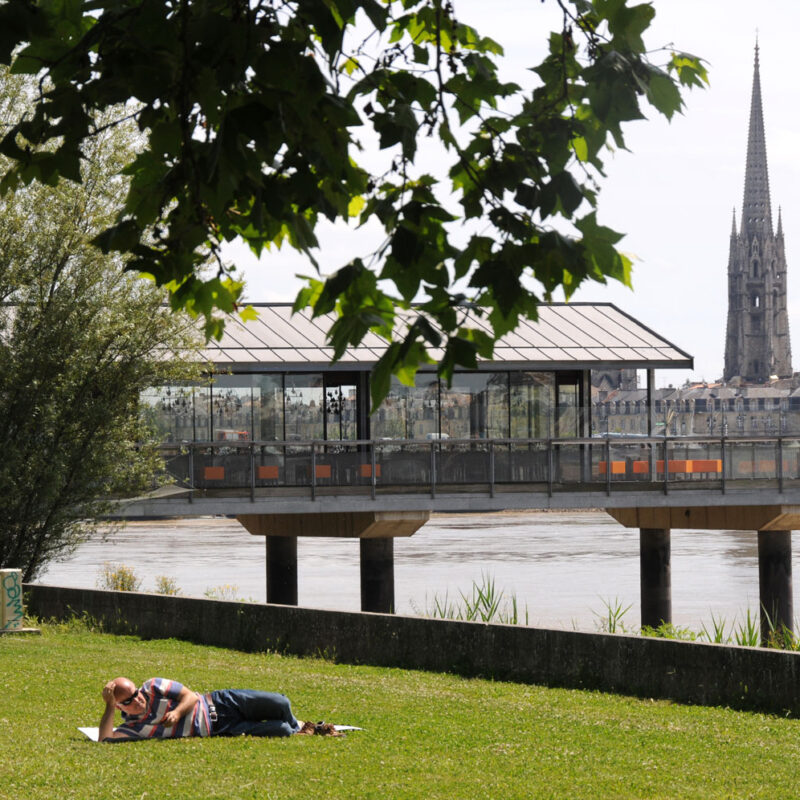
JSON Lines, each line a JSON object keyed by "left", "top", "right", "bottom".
{"left": 0, "top": 0, "right": 706, "bottom": 408}
{"left": 0, "top": 69, "right": 201, "bottom": 581}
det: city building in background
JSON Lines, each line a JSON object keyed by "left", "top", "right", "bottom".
{"left": 592, "top": 378, "right": 800, "bottom": 437}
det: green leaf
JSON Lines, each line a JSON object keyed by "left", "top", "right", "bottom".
{"left": 371, "top": 343, "right": 401, "bottom": 413}
{"left": 646, "top": 71, "right": 683, "bottom": 120}
{"left": 238, "top": 305, "right": 259, "bottom": 323}
{"left": 669, "top": 52, "right": 709, "bottom": 88}
{"left": 571, "top": 136, "right": 588, "bottom": 162}
{"left": 92, "top": 220, "right": 143, "bottom": 254}
{"left": 0, "top": 0, "right": 706, "bottom": 403}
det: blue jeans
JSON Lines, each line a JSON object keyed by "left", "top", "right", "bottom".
{"left": 209, "top": 690, "right": 300, "bottom": 738}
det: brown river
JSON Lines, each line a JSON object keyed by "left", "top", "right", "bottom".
{"left": 38, "top": 510, "right": 791, "bottom": 632}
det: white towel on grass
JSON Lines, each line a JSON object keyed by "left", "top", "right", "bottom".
{"left": 78, "top": 725, "right": 363, "bottom": 741}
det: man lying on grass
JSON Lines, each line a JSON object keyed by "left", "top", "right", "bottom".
{"left": 99, "top": 677, "right": 341, "bottom": 741}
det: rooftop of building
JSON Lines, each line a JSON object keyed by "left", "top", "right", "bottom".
{"left": 199, "top": 302, "right": 693, "bottom": 372}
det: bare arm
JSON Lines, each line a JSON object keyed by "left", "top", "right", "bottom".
{"left": 99, "top": 680, "right": 128, "bottom": 742}
{"left": 161, "top": 686, "right": 197, "bottom": 728}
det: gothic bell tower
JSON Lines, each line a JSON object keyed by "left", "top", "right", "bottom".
{"left": 723, "top": 44, "right": 792, "bottom": 382}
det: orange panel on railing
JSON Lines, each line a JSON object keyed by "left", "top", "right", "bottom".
{"left": 690, "top": 459, "right": 722, "bottom": 473}
{"left": 315, "top": 464, "right": 332, "bottom": 479}
{"left": 632, "top": 461, "right": 650, "bottom": 474}
{"left": 359, "top": 463, "right": 381, "bottom": 478}
{"left": 204, "top": 466, "right": 225, "bottom": 480}
{"left": 655, "top": 460, "right": 691, "bottom": 474}
{"left": 258, "top": 465, "right": 279, "bottom": 480}
{"left": 598, "top": 461, "right": 626, "bottom": 475}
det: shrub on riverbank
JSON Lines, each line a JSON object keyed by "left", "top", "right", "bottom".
{"left": 3, "top": 620, "right": 800, "bottom": 799}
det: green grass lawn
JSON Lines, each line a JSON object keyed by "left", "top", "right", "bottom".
{"left": 3, "top": 621, "right": 800, "bottom": 800}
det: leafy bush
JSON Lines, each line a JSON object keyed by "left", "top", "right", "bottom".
{"left": 204, "top": 584, "right": 244, "bottom": 602}
{"left": 154, "top": 575, "right": 181, "bottom": 596}
{"left": 96, "top": 563, "right": 142, "bottom": 593}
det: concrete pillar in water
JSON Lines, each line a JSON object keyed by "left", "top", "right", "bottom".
{"left": 360, "top": 538, "right": 394, "bottom": 614}
{"left": 757, "top": 530, "right": 793, "bottom": 645}
{"left": 640, "top": 528, "right": 671, "bottom": 628}
{"left": 266, "top": 536, "right": 298, "bottom": 606}
{"left": 238, "top": 512, "right": 428, "bottom": 610}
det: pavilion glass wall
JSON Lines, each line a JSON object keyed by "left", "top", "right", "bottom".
{"left": 504, "top": 372, "right": 556, "bottom": 484}
{"left": 143, "top": 368, "right": 572, "bottom": 445}
{"left": 211, "top": 374, "right": 256, "bottom": 440}
{"left": 194, "top": 385, "right": 211, "bottom": 440}
{"left": 140, "top": 384, "right": 196, "bottom": 442}
{"left": 440, "top": 372, "right": 509, "bottom": 439}
{"left": 284, "top": 373, "right": 324, "bottom": 441}
{"left": 324, "top": 375, "right": 360, "bottom": 441}
{"left": 509, "top": 372, "right": 554, "bottom": 439}
{"left": 371, "top": 373, "right": 440, "bottom": 441}
{"left": 253, "top": 374, "right": 285, "bottom": 441}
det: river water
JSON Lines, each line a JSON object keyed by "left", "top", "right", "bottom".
{"left": 37, "top": 511, "right": 789, "bottom": 632}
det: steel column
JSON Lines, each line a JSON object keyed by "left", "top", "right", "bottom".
{"left": 360, "top": 538, "right": 394, "bottom": 614}
{"left": 640, "top": 528, "right": 671, "bottom": 628}
{"left": 266, "top": 535, "right": 298, "bottom": 606}
{"left": 758, "top": 529, "right": 793, "bottom": 645}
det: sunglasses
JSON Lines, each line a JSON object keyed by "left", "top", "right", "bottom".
{"left": 119, "top": 688, "right": 140, "bottom": 707}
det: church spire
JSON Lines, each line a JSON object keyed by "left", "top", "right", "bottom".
{"left": 724, "top": 41, "right": 792, "bottom": 383}
{"left": 741, "top": 41, "right": 773, "bottom": 236}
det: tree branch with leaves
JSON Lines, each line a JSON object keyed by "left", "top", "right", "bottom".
{"left": 0, "top": 0, "right": 706, "bottom": 409}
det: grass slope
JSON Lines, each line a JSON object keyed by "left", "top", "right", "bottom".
{"left": 2, "top": 621, "right": 800, "bottom": 799}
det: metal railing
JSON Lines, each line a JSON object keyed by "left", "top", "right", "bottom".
{"left": 154, "top": 434, "right": 800, "bottom": 502}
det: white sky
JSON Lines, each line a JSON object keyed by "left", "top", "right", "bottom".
{"left": 228, "top": 1, "right": 800, "bottom": 388}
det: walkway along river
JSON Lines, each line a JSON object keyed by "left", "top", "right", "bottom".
{"left": 37, "top": 510, "right": 800, "bottom": 633}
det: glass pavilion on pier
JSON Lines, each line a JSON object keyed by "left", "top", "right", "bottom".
{"left": 141, "top": 302, "right": 692, "bottom": 446}
{"left": 133, "top": 305, "right": 798, "bottom": 642}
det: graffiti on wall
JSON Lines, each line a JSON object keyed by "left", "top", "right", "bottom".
{"left": 1, "top": 570, "right": 23, "bottom": 630}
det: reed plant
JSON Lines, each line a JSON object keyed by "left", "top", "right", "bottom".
{"left": 415, "top": 573, "right": 529, "bottom": 626}
{"left": 699, "top": 612, "right": 729, "bottom": 644}
{"left": 761, "top": 607, "right": 800, "bottom": 651}
{"left": 593, "top": 597, "right": 632, "bottom": 634}
{"left": 732, "top": 608, "right": 761, "bottom": 647}
{"left": 590, "top": 600, "right": 800, "bottom": 651}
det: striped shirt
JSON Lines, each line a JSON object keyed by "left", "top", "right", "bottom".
{"left": 114, "top": 678, "right": 212, "bottom": 740}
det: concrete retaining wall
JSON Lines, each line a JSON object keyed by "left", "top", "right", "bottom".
{"left": 25, "top": 584, "right": 800, "bottom": 715}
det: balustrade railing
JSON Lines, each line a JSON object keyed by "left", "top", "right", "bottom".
{"left": 155, "top": 434, "right": 800, "bottom": 501}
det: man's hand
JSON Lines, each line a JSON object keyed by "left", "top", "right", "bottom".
{"left": 162, "top": 686, "right": 198, "bottom": 728}
{"left": 162, "top": 709, "right": 181, "bottom": 727}
{"left": 102, "top": 680, "right": 117, "bottom": 707}
{"left": 99, "top": 680, "right": 120, "bottom": 742}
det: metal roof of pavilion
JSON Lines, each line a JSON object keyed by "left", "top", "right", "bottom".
{"left": 200, "top": 302, "right": 693, "bottom": 372}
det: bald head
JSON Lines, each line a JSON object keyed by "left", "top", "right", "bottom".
{"left": 111, "top": 677, "right": 136, "bottom": 703}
